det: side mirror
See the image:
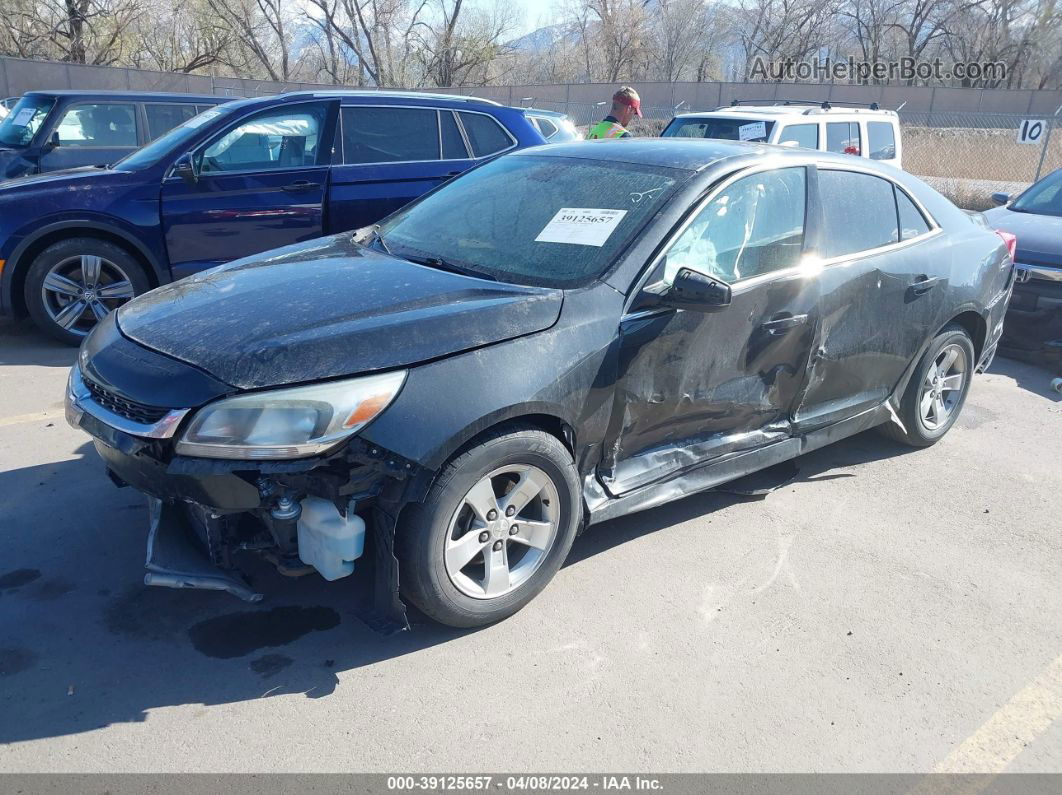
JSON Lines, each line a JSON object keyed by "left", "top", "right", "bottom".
{"left": 779, "top": 140, "right": 799, "bottom": 148}
{"left": 44, "top": 131, "right": 60, "bottom": 152}
{"left": 990, "top": 192, "right": 1010, "bottom": 206}
{"left": 661, "top": 268, "right": 732, "bottom": 311}
{"left": 173, "top": 152, "right": 199, "bottom": 185}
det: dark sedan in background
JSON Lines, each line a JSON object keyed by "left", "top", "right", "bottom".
{"left": 0, "top": 90, "right": 224, "bottom": 180}
{"left": 986, "top": 168, "right": 1062, "bottom": 365}
{"left": 66, "top": 140, "right": 1014, "bottom": 630}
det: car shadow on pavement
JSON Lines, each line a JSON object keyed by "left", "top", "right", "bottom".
{"left": 0, "top": 426, "right": 913, "bottom": 744}
{"left": 0, "top": 442, "right": 474, "bottom": 744}
{"left": 0, "top": 318, "right": 77, "bottom": 368}
{"left": 988, "top": 354, "right": 1061, "bottom": 400}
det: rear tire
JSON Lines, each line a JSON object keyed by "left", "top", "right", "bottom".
{"left": 24, "top": 237, "right": 150, "bottom": 346}
{"left": 398, "top": 425, "right": 581, "bottom": 628}
{"left": 880, "top": 324, "right": 975, "bottom": 447}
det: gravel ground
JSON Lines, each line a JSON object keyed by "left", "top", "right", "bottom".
{"left": 0, "top": 317, "right": 1059, "bottom": 773}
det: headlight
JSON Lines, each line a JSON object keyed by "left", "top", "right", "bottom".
{"left": 175, "top": 370, "right": 406, "bottom": 459}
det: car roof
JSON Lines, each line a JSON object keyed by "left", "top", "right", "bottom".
{"left": 675, "top": 105, "right": 898, "bottom": 119}
{"left": 528, "top": 138, "right": 899, "bottom": 172}
{"left": 21, "top": 90, "right": 223, "bottom": 102}
{"left": 523, "top": 108, "right": 569, "bottom": 119}
{"left": 525, "top": 138, "right": 776, "bottom": 170}
{"left": 290, "top": 89, "right": 501, "bottom": 105}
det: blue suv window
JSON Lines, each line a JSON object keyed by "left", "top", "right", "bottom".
{"left": 441, "top": 110, "right": 469, "bottom": 159}
{"left": 458, "top": 111, "right": 513, "bottom": 157}
{"left": 200, "top": 103, "right": 328, "bottom": 173}
{"left": 55, "top": 103, "right": 138, "bottom": 147}
{"left": 342, "top": 106, "right": 441, "bottom": 164}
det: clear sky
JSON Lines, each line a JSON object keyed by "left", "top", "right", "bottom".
{"left": 508, "top": 0, "right": 559, "bottom": 38}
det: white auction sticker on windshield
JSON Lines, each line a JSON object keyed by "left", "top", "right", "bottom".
{"left": 739, "top": 121, "right": 767, "bottom": 141}
{"left": 11, "top": 108, "right": 35, "bottom": 126}
{"left": 535, "top": 208, "right": 628, "bottom": 247}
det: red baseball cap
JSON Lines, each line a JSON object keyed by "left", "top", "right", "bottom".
{"left": 614, "top": 87, "right": 642, "bottom": 117}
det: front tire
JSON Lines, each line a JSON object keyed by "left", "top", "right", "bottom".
{"left": 24, "top": 237, "right": 150, "bottom": 345}
{"left": 398, "top": 426, "right": 581, "bottom": 628}
{"left": 881, "top": 324, "right": 975, "bottom": 447}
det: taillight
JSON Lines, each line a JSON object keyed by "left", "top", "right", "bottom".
{"left": 996, "top": 230, "right": 1017, "bottom": 262}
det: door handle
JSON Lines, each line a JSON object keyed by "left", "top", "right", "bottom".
{"left": 443, "top": 170, "right": 462, "bottom": 178}
{"left": 910, "top": 275, "right": 942, "bottom": 294}
{"left": 282, "top": 180, "right": 320, "bottom": 193}
{"left": 761, "top": 313, "right": 808, "bottom": 334}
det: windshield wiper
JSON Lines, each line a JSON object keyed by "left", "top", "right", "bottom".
{"left": 403, "top": 253, "right": 496, "bottom": 281}
{"left": 365, "top": 225, "right": 392, "bottom": 255}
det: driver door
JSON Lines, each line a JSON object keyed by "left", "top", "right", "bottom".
{"left": 599, "top": 166, "right": 820, "bottom": 496}
{"left": 160, "top": 100, "right": 337, "bottom": 277}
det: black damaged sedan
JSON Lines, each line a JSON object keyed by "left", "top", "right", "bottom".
{"left": 67, "top": 140, "right": 1015, "bottom": 629}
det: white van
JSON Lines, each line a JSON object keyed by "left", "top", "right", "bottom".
{"left": 661, "top": 100, "right": 903, "bottom": 169}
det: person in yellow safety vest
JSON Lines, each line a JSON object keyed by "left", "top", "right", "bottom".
{"left": 586, "top": 87, "right": 642, "bottom": 139}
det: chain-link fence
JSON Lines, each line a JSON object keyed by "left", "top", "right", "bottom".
{"left": 524, "top": 99, "right": 1062, "bottom": 186}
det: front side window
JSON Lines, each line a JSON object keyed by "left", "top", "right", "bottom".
{"left": 826, "top": 122, "right": 861, "bottom": 156}
{"left": 819, "top": 169, "right": 899, "bottom": 257}
{"left": 379, "top": 155, "right": 680, "bottom": 287}
{"left": 779, "top": 123, "right": 818, "bottom": 149}
{"left": 664, "top": 167, "right": 807, "bottom": 284}
{"left": 55, "top": 103, "right": 138, "bottom": 147}
{"left": 146, "top": 103, "right": 199, "bottom": 141}
{"left": 0, "top": 95, "right": 55, "bottom": 147}
{"left": 458, "top": 112, "right": 513, "bottom": 157}
{"left": 343, "top": 106, "right": 440, "bottom": 164}
{"left": 867, "top": 121, "right": 896, "bottom": 160}
{"left": 662, "top": 117, "right": 775, "bottom": 143}
{"left": 200, "top": 103, "right": 327, "bottom": 174}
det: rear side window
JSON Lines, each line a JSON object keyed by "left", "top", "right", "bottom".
{"left": 145, "top": 103, "right": 199, "bottom": 141}
{"left": 343, "top": 106, "right": 439, "bottom": 164}
{"left": 896, "top": 189, "right": 931, "bottom": 239}
{"left": 440, "top": 111, "right": 468, "bottom": 159}
{"left": 868, "top": 122, "right": 896, "bottom": 160}
{"left": 819, "top": 169, "right": 898, "bottom": 257}
{"left": 779, "top": 123, "right": 818, "bottom": 149}
{"left": 55, "top": 103, "right": 138, "bottom": 147}
{"left": 458, "top": 112, "right": 513, "bottom": 157}
{"left": 826, "top": 122, "right": 861, "bottom": 156}
{"left": 532, "top": 116, "right": 559, "bottom": 138}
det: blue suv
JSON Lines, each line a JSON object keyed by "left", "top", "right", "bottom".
{"left": 0, "top": 91, "right": 550, "bottom": 343}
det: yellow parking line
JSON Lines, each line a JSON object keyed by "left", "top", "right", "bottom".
{"left": 0, "top": 410, "right": 61, "bottom": 428}
{"left": 934, "top": 652, "right": 1062, "bottom": 774}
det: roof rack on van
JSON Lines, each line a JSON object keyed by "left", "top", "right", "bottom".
{"left": 720, "top": 98, "right": 886, "bottom": 112}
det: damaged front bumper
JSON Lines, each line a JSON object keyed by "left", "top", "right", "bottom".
{"left": 66, "top": 363, "right": 427, "bottom": 633}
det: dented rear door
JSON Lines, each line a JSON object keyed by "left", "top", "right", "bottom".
{"left": 793, "top": 167, "right": 945, "bottom": 430}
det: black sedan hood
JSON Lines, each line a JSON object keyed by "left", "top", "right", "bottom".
{"left": 117, "top": 235, "right": 563, "bottom": 390}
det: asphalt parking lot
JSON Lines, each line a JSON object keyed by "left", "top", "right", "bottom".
{"left": 0, "top": 316, "right": 1059, "bottom": 773}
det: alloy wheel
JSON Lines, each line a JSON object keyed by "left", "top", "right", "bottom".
{"left": 444, "top": 464, "right": 561, "bottom": 599}
{"left": 40, "top": 254, "right": 136, "bottom": 336}
{"left": 919, "top": 343, "right": 968, "bottom": 431}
